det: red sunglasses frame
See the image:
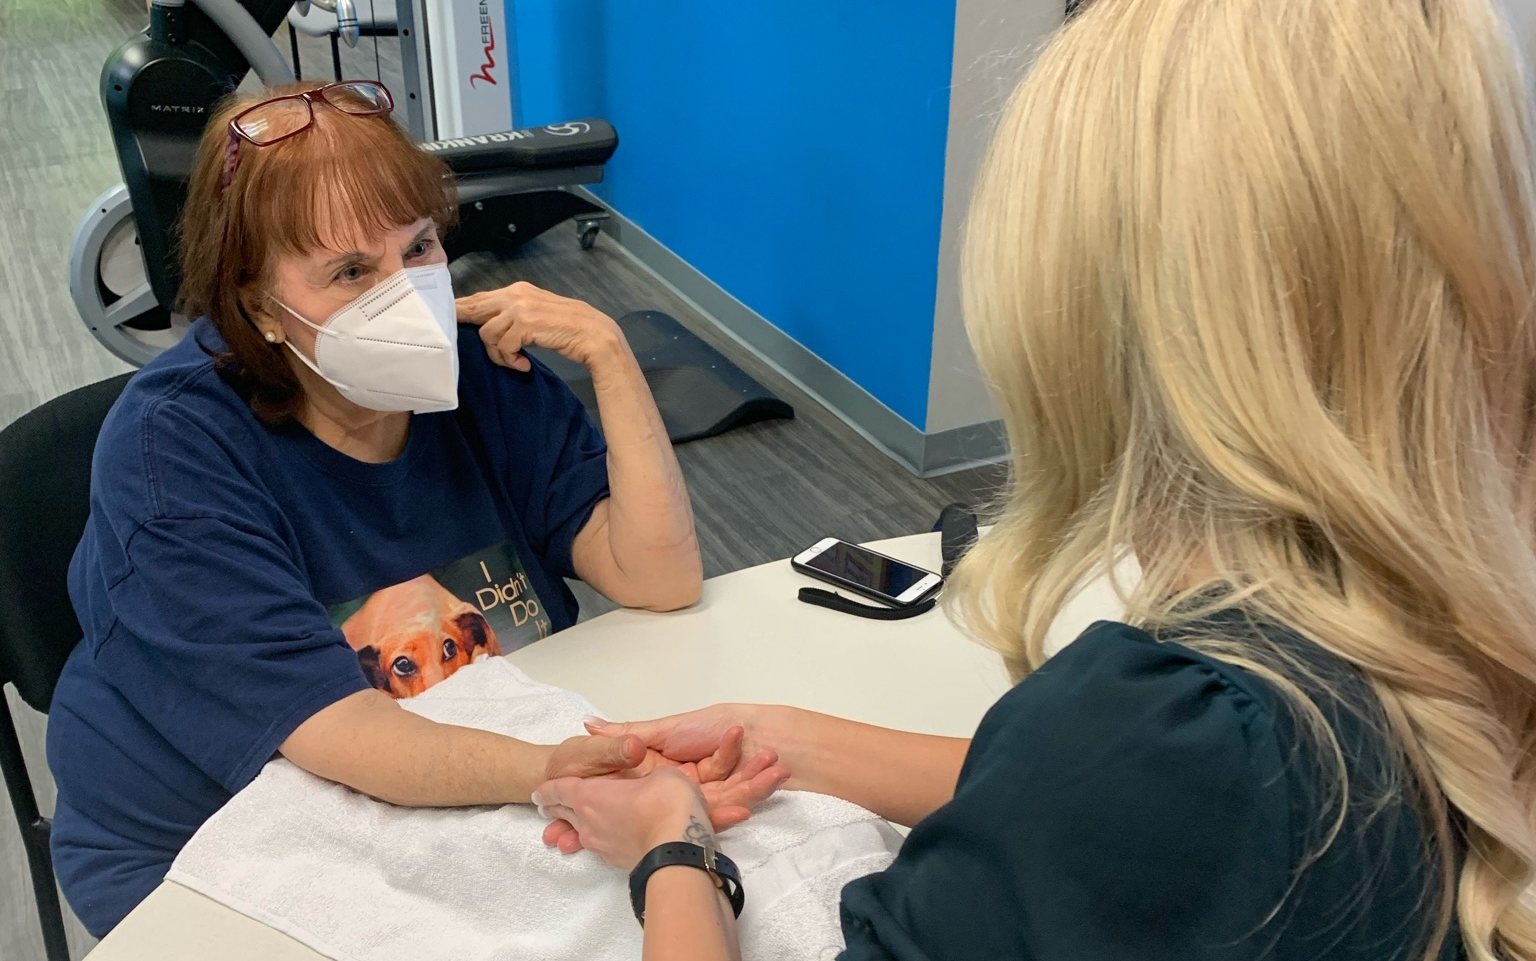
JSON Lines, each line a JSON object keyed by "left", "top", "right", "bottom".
{"left": 222, "top": 81, "right": 395, "bottom": 187}
{"left": 228, "top": 80, "right": 394, "bottom": 146}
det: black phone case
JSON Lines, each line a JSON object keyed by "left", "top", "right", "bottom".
{"left": 790, "top": 545, "right": 942, "bottom": 608}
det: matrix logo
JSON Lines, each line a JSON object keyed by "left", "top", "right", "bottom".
{"left": 468, "top": 0, "right": 497, "bottom": 88}
{"left": 149, "top": 104, "right": 206, "bottom": 114}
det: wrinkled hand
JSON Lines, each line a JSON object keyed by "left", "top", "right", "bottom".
{"left": 534, "top": 767, "right": 712, "bottom": 872}
{"left": 456, "top": 281, "right": 623, "bottom": 372}
{"left": 540, "top": 733, "right": 646, "bottom": 782}
{"left": 542, "top": 724, "right": 788, "bottom": 854}
{"left": 587, "top": 705, "right": 767, "bottom": 768}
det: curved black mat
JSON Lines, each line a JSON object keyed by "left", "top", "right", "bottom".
{"left": 528, "top": 310, "right": 795, "bottom": 444}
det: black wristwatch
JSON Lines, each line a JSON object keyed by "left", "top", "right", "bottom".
{"left": 628, "top": 842, "right": 745, "bottom": 926}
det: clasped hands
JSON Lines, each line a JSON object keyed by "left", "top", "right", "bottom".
{"left": 533, "top": 706, "right": 777, "bottom": 872}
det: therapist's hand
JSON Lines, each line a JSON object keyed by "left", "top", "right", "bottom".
{"left": 585, "top": 705, "right": 782, "bottom": 770}
{"left": 456, "top": 281, "right": 624, "bottom": 373}
{"left": 534, "top": 767, "right": 715, "bottom": 872}
{"left": 542, "top": 725, "right": 788, "bottom": 853}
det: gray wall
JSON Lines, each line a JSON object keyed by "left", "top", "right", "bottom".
{"left": 925, "top": 0, "right": 1062, "bottom": 435}
{"left": 924, "top": 0, "right": 1536, "bottom": 437}
{"left": 1505, "top": 0, "right": 1536, "bottom": 53}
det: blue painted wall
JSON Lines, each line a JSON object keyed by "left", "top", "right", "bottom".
{"left": 510, "top": 2, "right": 957, "bottom": 429}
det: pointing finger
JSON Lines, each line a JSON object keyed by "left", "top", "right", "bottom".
{"left": 455, "top": 294, "right": 493, "bottom": 325}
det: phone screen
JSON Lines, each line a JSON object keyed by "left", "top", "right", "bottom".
{"left": 803, "top": 541, "right": 931, "bottom": 598}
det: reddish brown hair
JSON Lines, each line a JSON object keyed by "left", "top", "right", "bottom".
{"left": 177, "top": 81, "right": 458, "bottom": 423}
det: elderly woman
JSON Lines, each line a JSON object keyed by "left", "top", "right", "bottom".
{"left": 45, "top": 81, "right": 778, "bottom": 936}
{"left": 534, "top": 1, "right": 1536, "bottom": 960}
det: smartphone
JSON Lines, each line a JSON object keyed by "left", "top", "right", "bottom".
{"left": 790, "top": 537, "right": 944, "bottom": 607}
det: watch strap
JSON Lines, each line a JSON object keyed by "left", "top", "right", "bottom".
{"left": 629, "top": 842, "right": 744, "bottom": 925}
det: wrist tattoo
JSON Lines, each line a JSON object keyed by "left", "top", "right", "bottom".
{"left": 683, "top": 814, "right": 716, "bottom": 860}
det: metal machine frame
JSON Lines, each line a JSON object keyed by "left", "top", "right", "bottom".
{"left": 69, "top": 0, "right": 611, "bottom": 367}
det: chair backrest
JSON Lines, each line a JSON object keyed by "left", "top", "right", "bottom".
{"left": 0, "top": 374, "right": 133, "bottom": 713}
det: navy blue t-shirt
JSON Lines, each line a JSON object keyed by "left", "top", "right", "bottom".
{"left": 46, "top": 319, "right": 610, "bottom": 936}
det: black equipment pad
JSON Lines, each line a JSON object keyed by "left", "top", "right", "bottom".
{"left": 527, "top": 311, "right": 794, "bottom": 444}
{"left": 421, "top": 120, "right": 618, "bottom": 174}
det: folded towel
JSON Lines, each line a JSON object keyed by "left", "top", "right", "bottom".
{"left": 167, "top": 657, "right": 902, "bottom": 961}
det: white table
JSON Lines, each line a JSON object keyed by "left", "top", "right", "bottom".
{"left": 84, "top": 532, "right": 1015, "bottom": 961}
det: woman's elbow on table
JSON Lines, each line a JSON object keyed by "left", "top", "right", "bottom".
{"left": 656, "top": 540, "right": 705, "bottom": 609}
{"left": 574, "top": 509, "right": 704, "bottom": 612}
{"left": 647, "top": 578, "right": 704, "bottom": 613}
{"left": 614, "top": 545, "right": 704, "bottom": 612}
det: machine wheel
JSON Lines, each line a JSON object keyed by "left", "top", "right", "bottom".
{"left": 575, "top": 212, "right": 610, "bottom": 251}
{"left": 69, "top": 184, "right": 186, "bottom": 368}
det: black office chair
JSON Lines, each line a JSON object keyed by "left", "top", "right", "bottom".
{"left": 0, "top": 373, "right": 133, "bottom": 961}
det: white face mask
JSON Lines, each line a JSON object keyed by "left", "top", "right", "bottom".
{"left": 274, "top": 263, "right": 459, "bottom": 413}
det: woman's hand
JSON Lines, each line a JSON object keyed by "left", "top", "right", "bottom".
{"left": 534, "top": 767, "right": 715, "bottom": 872}
{"left": 586, "top": 705, "right": 776, "bottom": 768}
{"left": 456, "top": 281, "right": 624, "bottom": 372}
{"left": 542, "top": 725, "right": 789, "bottom": 853}
{"left": 586, "top": 705, "right": 969, "bottom": 826}
{"left": 539, "top": 733, "right": 647, "bottom": 781}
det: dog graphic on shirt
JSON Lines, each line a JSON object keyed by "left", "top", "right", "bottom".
{"left": 340, "top": 574, "right": 503, "bottom": 698}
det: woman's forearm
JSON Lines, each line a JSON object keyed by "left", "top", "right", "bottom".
{"left": 642, "top": 868, "right": 740, "bottom": 961}
{"left": 280, "top": 689, "right": 549, "bottom": 806}
{"left": 766, "top": 707, "right": 970, "bottom": 826}
{"left": 455, "top": 282, "right": 698, "bottom": 609}
{"left": 581, "top": 335, "right": 702, "bottom": 610}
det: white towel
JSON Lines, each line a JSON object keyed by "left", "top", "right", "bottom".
{"left": 167, "top": 657, "right": 902, "bottom": 961}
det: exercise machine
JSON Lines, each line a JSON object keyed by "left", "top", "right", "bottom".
{"left": 69, "top": 0, "right": 616, "bottom": 366}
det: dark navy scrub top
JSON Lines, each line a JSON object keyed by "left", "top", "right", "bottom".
{"left": 839, "top": 615, "right": 1459, "bottom": 961}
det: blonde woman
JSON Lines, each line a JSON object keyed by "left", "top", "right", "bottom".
{"left": 530, "top": 0, "right": 1536, "bottom": 958}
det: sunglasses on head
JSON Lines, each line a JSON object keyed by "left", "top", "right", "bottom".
{"left": 222, "top": 80, "right": 395, "bottom": 187}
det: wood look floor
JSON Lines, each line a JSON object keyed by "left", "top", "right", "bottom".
{"left": 0, "top": 2, "right": 1001, "bottom": 958}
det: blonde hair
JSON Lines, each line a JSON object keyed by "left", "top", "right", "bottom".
{"left": 948, "top": 0, "right": 1536, "bottom": 959}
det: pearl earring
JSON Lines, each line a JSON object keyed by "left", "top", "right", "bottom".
{"left": 264, "top": 331, "right": 277, "bottom": 344}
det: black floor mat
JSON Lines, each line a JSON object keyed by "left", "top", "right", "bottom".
{"left": 527, "top": 310, "right": 794, "bottom": 444}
